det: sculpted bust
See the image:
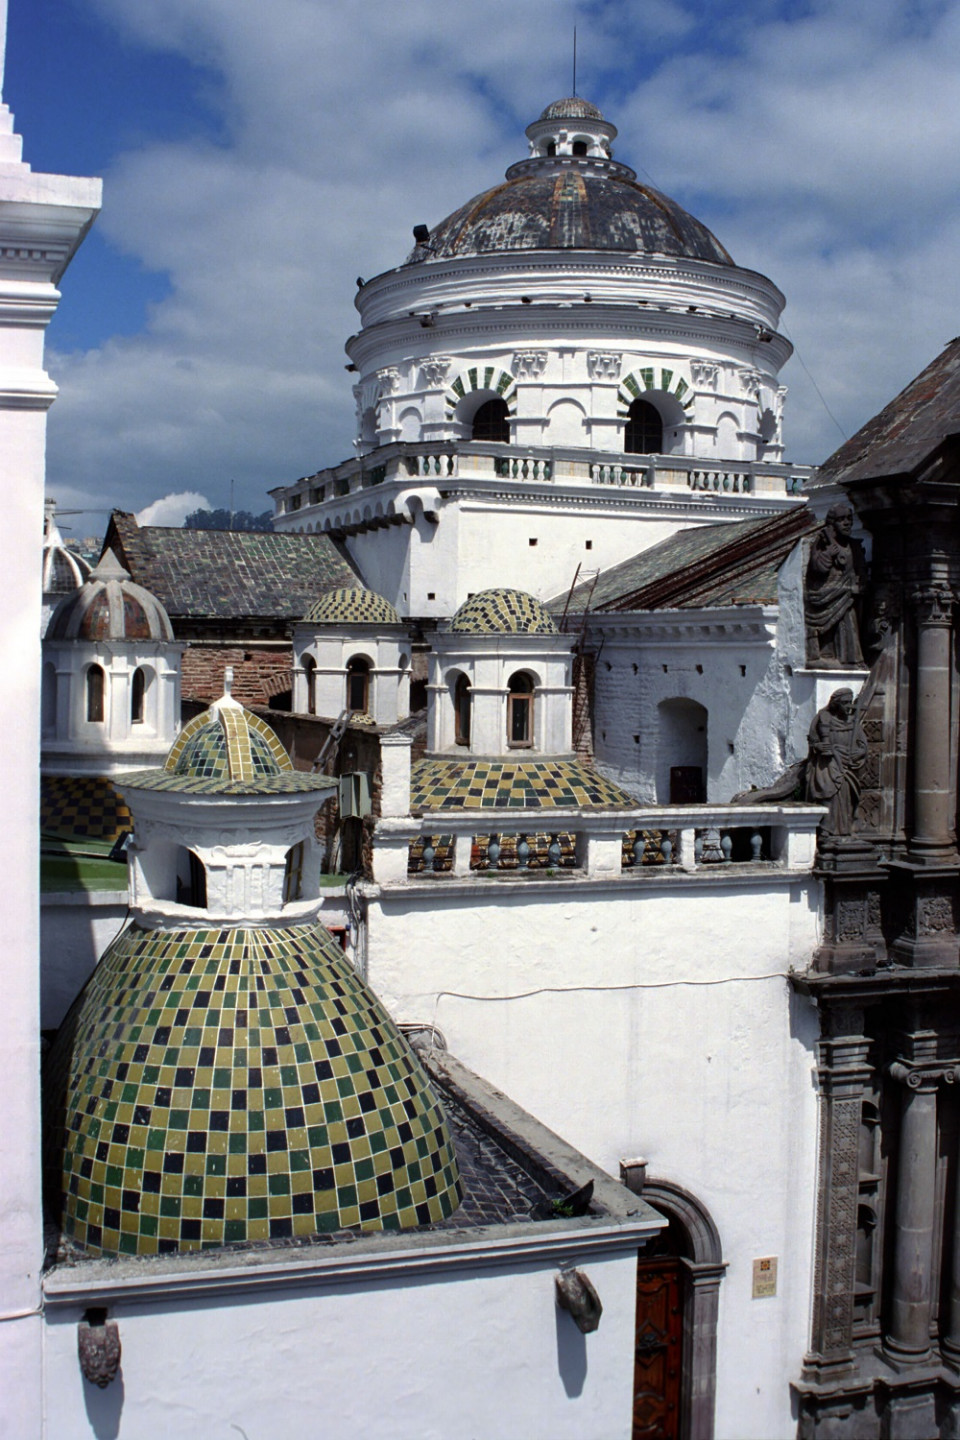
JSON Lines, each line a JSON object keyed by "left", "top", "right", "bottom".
{"left": 805, "top": 504, "right": 867, "bottom": 668}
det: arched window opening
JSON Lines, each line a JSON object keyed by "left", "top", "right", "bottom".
{"left": 41, "top": 662, "right": 57, "bottom": 735}
{"left": 625, "top": 398, "right": 663, "bottom": 455}
{"left": 454, "top": 674, "right": 472, "bottom": 746}
{"left": 86, "top": 664, "right": 105, "bottom": 723}
{"left": 346, "top": 656, "right": 370, "bottom": 714}
{"left": 131, "top": 667, "right": 146, "bottom": 724}
{"left": 284, "top": 842, "right": 304, "bottom": 904}
{"left": 302, "top": 655, "right": 317, "bottom": 715}
{"left": 176, "top": 847, "right": 207, "bottom": 909}
{"left": 507, "top": 672, "right": 534, "bottom": 748}
{"left": 472, "top": 398, "right": 510, "bottom": 443}
{"left": 546, "top": 141, "right": 557, "bottom": 156}
{"left": 572, "top": 139, "right": 588, "bottom": 156}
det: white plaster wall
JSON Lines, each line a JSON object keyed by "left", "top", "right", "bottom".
{"left": 364, "top": 877, "right": 822, "bottom": 1440}
{"left": 41, "top": 895, "right": 129, "bottom": 1031}
{"left": 42, "top": 1250, "right": 638, "bottom": 1440}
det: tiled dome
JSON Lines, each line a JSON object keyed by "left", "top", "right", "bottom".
{"left": 47, "top": 549, "right": 174, "bottom": 642}
{"left": 303, "top": 587, "right": 401, "bottom": 626}
{"left": 450, "top": 588, "right": 559, "bottom": 635}
{"left": 539, "top": 96, "right": 605, "bottom": 121}
{"left": 165, "top": 703, "right": 292, "bottom": 782}
{"left": 45, "top": 921, "right": 463, "bottom": 1255}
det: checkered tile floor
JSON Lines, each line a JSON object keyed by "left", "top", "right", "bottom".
{"left": 45, "top": 922, "right": 462, "bottom": 1256}
{"left": 410, "top": 758, "right": 635, "bottom": 810}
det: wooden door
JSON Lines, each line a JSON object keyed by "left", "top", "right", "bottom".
{"left": 633, "top": 1258, "right": 684, "bottom": 1440}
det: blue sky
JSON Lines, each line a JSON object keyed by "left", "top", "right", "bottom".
{"left": 8, "top": 0, "right": 960, "bottom": 529}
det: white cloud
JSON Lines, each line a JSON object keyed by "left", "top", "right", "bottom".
{"left": 38, "top": 0, "right": 960, "bottom": 524}
{"left": 136, "top": 490, "right": 211, "bottom": 526}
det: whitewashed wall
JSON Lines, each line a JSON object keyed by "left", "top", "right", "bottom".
{"left": 42, "top": 1241, "right": 641, "bottom": 1439}
{"left": 363, "top": 874, "right": 822, "bottom": 1440}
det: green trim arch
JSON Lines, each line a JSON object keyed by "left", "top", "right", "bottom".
{"left": 617, "top": 367, "right": 694, "bottom": 418}
{"left": 444, "top": 366, "right": 517, "bottom": 422}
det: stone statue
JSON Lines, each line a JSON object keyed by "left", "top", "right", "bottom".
{"left": 805, "top": 688, "right": 868, "bottom": 835}
{"left": 805, "top": 504, "right": 867, "bottom": 667}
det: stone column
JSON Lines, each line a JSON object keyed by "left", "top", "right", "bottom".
{"left": 909, "top": 583, "right": 955, "bottom": 862}
{"left": 940, "top": 1085, "right": 960, "bottom": 1366}
{"left": 884, "top": 1062, "right": 939, "bottom": 1363}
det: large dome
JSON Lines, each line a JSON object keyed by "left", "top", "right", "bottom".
{"left": 407, "top": 171, "right": 733, "bottom": 266}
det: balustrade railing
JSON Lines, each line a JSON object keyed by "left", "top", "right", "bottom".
{"left": 688, "top": 470, "right": 751, "bottom": 493}
{"left": 590, "top": 464, "right": 651, "bottom": 488}
{"left": 405, "top": 452, "right": 458, "bottom": 478}
{"left": 494, "top": 456, "right": 553, "bottom": 482}
{"left": 390, "top": 807, "right": 817, "bottom": 883}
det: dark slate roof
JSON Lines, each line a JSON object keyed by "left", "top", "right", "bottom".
{"left": 815, "top": 338, "right": 960, "bottom": 487}
{"left": 103, "top": 512, "right": 360, "bottom": 623}
{"left": 405, "top": 166, "right": 733, "bottom": 267}
{"left": 554, "top": 509, "right": 814, "bottom": 614}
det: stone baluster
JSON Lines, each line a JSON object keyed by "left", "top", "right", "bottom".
{"left": 883, "top": 1061, "right": 940, "bottom": 1363}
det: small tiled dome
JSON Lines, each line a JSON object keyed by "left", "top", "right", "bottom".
{"left": 164, "top": 701, "right": 292, "bottom": 783}
{"left": 45, "top": 921, "right": 463, "bottom": 1255}
{"left": 47, "top": 549, "right": 173, "bottom": 642}
{"left": 303, "top": 587, "right": 401, "bottom": 626}
{"left": 539, "top": 96, "right": 604, "bottom": 121}
{"left": 450, "top": 588, "right": 559, "bottom": 635}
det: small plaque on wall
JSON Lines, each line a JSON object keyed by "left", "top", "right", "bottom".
{"left": 752, "top": 1257, "right": 778, "bottom": 1298}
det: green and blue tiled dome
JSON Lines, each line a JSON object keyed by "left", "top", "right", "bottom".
{"left": 119, "top": 693, "right": 331, "bottom": 796}
{"left": 449, "top": 588, "right": 558, "bottom": 636}
{"left": 46, "top": 922, "right": 462, "bottom": 1255}
{"left": 303, "top": 587, "right": 401, "bottom": 627}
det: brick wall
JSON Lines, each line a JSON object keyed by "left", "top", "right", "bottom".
{"left": 182, "top": 645, "right": 292, "bottom": 706}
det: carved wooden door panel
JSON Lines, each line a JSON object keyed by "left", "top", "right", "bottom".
{"left": 633, "top": 1258, "right": 684, "bottom": 1440}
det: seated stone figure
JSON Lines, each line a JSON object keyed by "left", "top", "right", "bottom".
{"left": 805, "top": 503, "right": 867, "bottom": 668}
{"left": 804, "top": 687, "right": 868, "bottom": 836}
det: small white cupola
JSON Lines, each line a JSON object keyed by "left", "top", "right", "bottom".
{"left": 293, "top": 586, "right": 411, "bottom": 726}
{"left": 427, "top": 588, "right": 575, "bottom": 757}
{"left": 524, "top": 96, "right": 619, "bottom": 163}
{"left": 42, "top": 548, "right": 183, "bottom": 775}
{"left": 117, "top": 670, "right": 337, "bottom": 927}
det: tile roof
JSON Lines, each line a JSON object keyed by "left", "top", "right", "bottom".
{"left": 410, "top": 757, "right": 635, "bottom": 810}
{"left": 104, "top": 512, "right": 361, "bottom": 626}
{"left": 814, "top": 338, "right": 960, "bottom": 488}
{"left": 555, "top": 509, "right": 814, "bottom": 614}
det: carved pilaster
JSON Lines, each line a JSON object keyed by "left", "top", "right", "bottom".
{"left": 805, "top": 1004, "right": 872, "bottom": 1382}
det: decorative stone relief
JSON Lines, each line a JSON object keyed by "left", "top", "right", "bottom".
{"left": 586, "top": 351, "right": 622, "bottom": 381}
{"left": 836, "top": 899, "right": 866, "bottom": 943}
{"left": 821, "top": 1098, "right": 861, "bottom": 1353}
{"left": 78, "top": 1315, "right": 121, "bottom": 1388}
{"left": 376, "top": 367, "right": 401, "bottom": 399}
{"left": 419, "top": 356, "right": 452, "bottom": 387}
{"left": 512, "top": 350, "right": 548, "bottom": 380}
{"left": 919, "top": 895, "right": 955, "bottom": 935}
{"left": 690, "top": 359, "right": 719, "bottom": 389}
{"left": 740, "top": 366, "right": 762, "bottom": 400}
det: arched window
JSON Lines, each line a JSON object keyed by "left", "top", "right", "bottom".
{"left": 625, "top": 398, "right": 663, "bottom": 455}
{"left": 454, "top": 674, "right": 471, "bottom": 746}
{"left": 572, "top": 139, "right": 588, "bottom": 156}
{"left": 283, "top": 842, "right": 304, "bottom": 903}
{"left": 507, "top": 672, "right": 534, "bottom": 747}
{"left": 472, "top": 398, "right": 510, "bottom": 443}
{"left": 346, "top": 656, "right": 370, "bottom": 714}
{"left": 131, "top": 667, "right": 146, "bottom": 724}
{"left": 546, "top": 141, "right": 557, "bottom": 157}
{"left": 175, "top": 847, "right": 207, "bottom": 909}
{"left": 302, "top": 655, "right": 317, "bottom": 715}
{"left": 41, "top": 662, "right": 57, "bottom": 735}
{"left": 86, "top": 664, "right": 105, "bottom": 723}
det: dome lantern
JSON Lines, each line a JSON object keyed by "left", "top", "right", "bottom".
{"left": 524, "top": 95, "right": 620, "bottom": 164}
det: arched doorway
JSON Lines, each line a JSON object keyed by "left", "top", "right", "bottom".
{"left": 657, "top": 698, "right": 707, "bottom": 804}
{"left": 632, "top": 1181, "right": 725, "bottom": 1440}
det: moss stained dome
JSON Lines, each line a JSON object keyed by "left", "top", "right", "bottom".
{"left": 302, "top": 586, "right": 401, "bottom": 627}
{"left": 449, "top": 588, "right": 559, "bottom": 635}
